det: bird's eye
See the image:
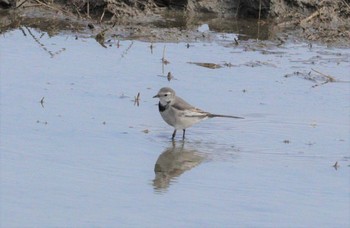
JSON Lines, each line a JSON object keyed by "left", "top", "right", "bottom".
{"left": 164, "top": 94, "right": 168, "bottom": 96}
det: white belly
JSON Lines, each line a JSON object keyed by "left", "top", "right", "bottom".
{"left": 160, "top": 107, "right": 208, "bottom": 130}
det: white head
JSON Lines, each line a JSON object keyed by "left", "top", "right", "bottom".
{"left": 153, "top": 87, "right": 176, "bottom": 106}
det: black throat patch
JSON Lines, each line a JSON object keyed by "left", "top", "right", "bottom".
{"left": 158, "top": 102, "right": 168, "bottom": 112}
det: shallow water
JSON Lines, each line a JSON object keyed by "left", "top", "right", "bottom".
{"left": 1, "top": 27, "right": 349, "bottom": 227}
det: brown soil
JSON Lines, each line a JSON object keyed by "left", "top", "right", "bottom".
{"left": 0, "top": 0, "right": 349, "bottom": 45}
{"left": 270, "top": 0, "right": 350, "bottom": 44}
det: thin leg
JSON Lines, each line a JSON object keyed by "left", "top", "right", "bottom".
{"left": 182, "top": 129, "right": 186, "bottom": 139}
{"left": 172, "top": 129, "right": 177, "bottom": 139}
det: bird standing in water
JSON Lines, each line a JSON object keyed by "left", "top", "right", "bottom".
{"left": 153, "top": 87, "right": 243, "bottom": 140}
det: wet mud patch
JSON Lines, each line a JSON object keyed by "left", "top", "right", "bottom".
{"left": 1, "top": 0, "right": 349, "bottom": 44}
{"left": 272, "top": 0, "right": 350, "bottom": 44}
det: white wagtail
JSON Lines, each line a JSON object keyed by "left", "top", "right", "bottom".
{"left": 153, "top": 87, "right": 243, "bottom": 139}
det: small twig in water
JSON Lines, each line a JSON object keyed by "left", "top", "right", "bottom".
{"left": 311, "top": 68, "right": 336, "bottom": 82}
{"left": 333, "top": 161, "right": 339, "bottom": 170}
{"left": 161, "top": 45, "right": 170, "bottom": 64}
{"left": 167, "top": 72, "right": 173, "bottom": 81}
{"left": 25, "top": 27, "right": 65, "bottom": 57}
{"left": 121, "top": 41, "right": 134, "bottom": 58}
{"left": 134, "top": 92, "right": 140, "bottom": 106}
{"left": 149, "top": 42, "right": 154, "bottom": 54}
{"left": 40, "top": 97, "right": 45, "bottom": 108}
{"left": 19, "top": 27, "right": 27, "bottom": 36}
{"left": 311, "top": 68, "right": 336, "bottom": 88}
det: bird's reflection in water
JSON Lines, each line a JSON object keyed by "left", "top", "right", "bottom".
{"left": 153, "top": 141, "right": 205, "bottom": 192}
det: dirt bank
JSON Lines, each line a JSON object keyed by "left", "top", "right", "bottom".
{"left": 270, "top": 0, "right": 350, "bottom": 43}
{"left": 0, "top": 0, "right": 349, "bottom": 45}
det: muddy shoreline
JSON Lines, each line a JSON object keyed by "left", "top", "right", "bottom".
{"left": 1, "top": 0, "right": 349, "bottom": 45}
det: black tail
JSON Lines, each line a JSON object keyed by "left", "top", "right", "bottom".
{"left": 209, "top": 114, "right": 244, "bottom": 119}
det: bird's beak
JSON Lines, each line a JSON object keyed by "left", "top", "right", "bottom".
{"left": 153, "top": 94, "right": 159, "bottom": 98}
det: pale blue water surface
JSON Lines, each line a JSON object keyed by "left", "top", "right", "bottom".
{"left": 1, "top": 28, "right": 349, "bottom": 227}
